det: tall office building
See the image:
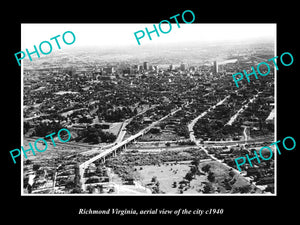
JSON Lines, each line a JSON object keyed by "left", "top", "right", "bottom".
{"left": 213, "top": 61, "right": 218, "bottom": 74}
{"left": 143, "top": 62, "right": 149, "bottom": 70}
{"left": 137, "top": 65, "right": 143, "bottom": 71}
{"left": 180, "top": 63, "right": 188, "bottom": 71}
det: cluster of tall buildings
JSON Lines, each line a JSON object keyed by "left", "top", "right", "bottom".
{"left": 169, "top": 63, "right": 189, "bottom": 71}
{"left": 169, "top": 62, "right": 219, "bottom": 74}
{"left": 94, "top": 60, "right": 221, "bottom": 77}
{"left": 124, "top": 62, "right": 159, "bottom": 72}
{"left": 141, "top": 62, "right": 159, "bottom": 71}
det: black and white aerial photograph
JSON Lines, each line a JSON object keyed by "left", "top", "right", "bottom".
{"left": 21, "top": 23, "right": 276, "bottom": 195}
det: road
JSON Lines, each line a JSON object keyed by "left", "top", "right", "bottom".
{"left": 194, "top": 140, "right": 254, "bottom": 184}
{"left": 188, "top": 95, "right": 230, "bottom": 143}
{"left": 226, "top": 92, "right": 261, "bottom": 126}
{"left": 186, "top": 94, "right": 257, "bottom": 186}
{"left": 112, "top": 104, "right": 159, "bottom": 145}
{"left": 82, "top": 106, "right": 183, "bottom": 165}
{"left": 79, "top": 104, "right": 185, "bottom": 190}
{"left": 243, "top": 126, "right": 248, "bottom": 141}
{"left": 114, "top": 120, "right": 129, "bottom": 144}
{"left": 126, "top": 145, "right": 198, "bottom": 153}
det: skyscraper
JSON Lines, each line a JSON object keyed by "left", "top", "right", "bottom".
{"left": 143, "top": 62, "right": 149, "bottom": 70}
{"left": 180, "top": 63, "right": 188, "bottom": 71}
{"left": 137, "top": 65, "right": 143, "bottom": 71}
{"left": 213, "top": 61, "right": 218, "bottom": 74}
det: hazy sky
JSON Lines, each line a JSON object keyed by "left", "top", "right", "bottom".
{"left": 21, "top": 23, "right": 276, "bottom": 50}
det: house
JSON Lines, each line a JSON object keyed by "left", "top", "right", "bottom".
{"left": 143, "top": 117, "right": 152, "bottom": 124}
{"left": 266, "top": 108, "right": 275, "bottom": 124}
{"left": 87, "top": 164, "right": 97, "bottom": 173}
{"left": 256, "top": 177, "right": 274, "bottom": 185}
{"left": 124, "top": 178, "right": 135, "bottom": 185}
{"left": 246, "top": 167, "right": 263, "bottom": 177}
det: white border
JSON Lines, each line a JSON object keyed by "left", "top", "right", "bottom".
{"left": 274, "top": 23, "right": 277, "bottom": 196}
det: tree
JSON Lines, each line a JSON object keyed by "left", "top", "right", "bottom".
{"left": 34, "top": 121, "right": 63, "bottom": 137}
{"left": 229, "top": 170, "right": 235, "bottom": 178}
{"left": 87, "top": 185, "right": 95, "bottom": 194}
{"left": 24, "top": 122, "right": 31, "bottom": 134}
{"left": 25, "top": 159, "right": 32, "bottom": 165}
{"left": 172, "top": 181, "right": 177, "bottom": 188}
{"left": 207, "top": 171, "right": 215, "bottom": 182}
{"left": 191, "top": 158, "right": 200, "bottom": 167}
{"left": 223, "top": 178, "right": 232, "bottom": 190}
{"left": 151, "top": 176, "right": 158, "bottom": 183}
{"left": 190, "top": 165, "right": 198, "bottom": 175}
{"left": 71, "top": 186, "right": 82, "bottom": 193}
{"left": 202, "top": 164, "right": 211, "bottom": 173}
{"left": 265, "top": 184, "right": 274, "bottom": 193}
{"left": 23, "top": 177, "right": 29, "bottom": 188}
{"left": 85, "top": 127, "right": 101, "bottom": 144}
{"left": 74, "top": 164, "right": 81, "bottom": 187}
{"left": 185, "top": 171, "right": 194, "bottom": 182}
{"left": 78, "top": 116, "right": 93, "bottom": 123}
{"left": 33, "top": 164, "right": 41, "bottom": 171}
{"left": 100, "top": 131, "right": 116, "bottom": 143}
{"left": 65, "top": 180, "right": 76, "bottom": 189}
{"left": 152, "top": 185, "right": 160, "bottom": 194}
{"left": 203, "top": 182, "right": 213, "bottom": 194}
{"left": 99, "top": 185, "right": 104, "bottom": 193}
{"left": 159, "top": 123, "right": 166, "bottom": 130}
{"left": 150, "top": 176, "right": 161, "bottom": 193}
{"left": 151, "top": 176, "right": 160, "bottom": 186}
{"left": 238, "top": 185, "right": 252, "bottom": 193}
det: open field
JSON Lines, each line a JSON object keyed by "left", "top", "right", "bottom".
{"left": 136, "top": 162, "right": 194, "bottom": 194}
{"left": 198, "top": 161, "right": 261, "bottom": 194}
{"left": 104, "top": 122, "right": 123, "bottom": 136}
{"left": 135, "top": 159, "right": 261, "bottom": 194}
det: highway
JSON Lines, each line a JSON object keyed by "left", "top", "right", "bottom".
{"left": 80, "top": 106, "right": 183, "bottom": 167}
{"left": 79, "top": 105, "right": 185, "bottom": 189}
